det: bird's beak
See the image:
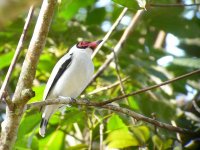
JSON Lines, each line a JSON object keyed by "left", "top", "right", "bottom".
{"left": 88, "top": 40, "right": 103, "bottom": 50}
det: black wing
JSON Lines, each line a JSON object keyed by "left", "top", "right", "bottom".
{"left": 45, "top": 53, "right": 73, "bottom": 99}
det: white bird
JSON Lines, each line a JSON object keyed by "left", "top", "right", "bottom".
{"left": 39, "top": 40, "right": 102, "bottom": 137}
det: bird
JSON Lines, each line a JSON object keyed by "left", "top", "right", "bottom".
{"left": 39, "top": 40, "right": 102, "bottom": 137}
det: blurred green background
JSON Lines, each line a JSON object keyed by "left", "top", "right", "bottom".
{"left": 0, "top": 0, "right": 200, "bottom": 149}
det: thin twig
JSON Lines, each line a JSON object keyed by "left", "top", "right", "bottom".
{"left": 99, "top": 123, "right": 104, "bottom": 150}
{"left": 150, "top": 3, "right": 200, "bottom": 7}
{"left": 90, "top": 10, "right": 144, "bottom": 84}
{"left": 101, "top": 104, "right": 195, "bottom": 135}
{"left": 112, "top": 48, "right": 127, "bottom": 101}
{"left": 0, "top": 6, "right": 35, "bottom": 101}
{"left": 87, "top": 77, "right": 128, "bottom": 95}
{"left": 193, "top": 100, "right": 200, "bottom": 114}
{"left": 153, "top": 30, "right": 166, "bottom": 49}
{"left": 27, "top": 98, "right": 196, "bottom": 135}
{"left": 28, "top": 69, "right": 200, "bottom": 108}
{"left": 91, "top": 7, "right": 128, "bottom": 59}
{"left": 99, "top": 69, "right": 200, "bottom": 106}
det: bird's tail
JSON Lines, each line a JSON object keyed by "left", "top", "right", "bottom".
{"left": 39, "top": 105, "right": 56, "bottom": 137}
{"left": 39, "top": 117, "right": 49, "bottom": 137}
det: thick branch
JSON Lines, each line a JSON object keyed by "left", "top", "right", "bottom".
{"left": 0, "top": 1, "right": 57, "bottom": 150}
{"left": 13, "top": 0, "right": 56, "bottom": 103}
{"left": 27, "top": 98, "right": 196, "bottom": 135}
{"left": 0, "top": 6, "right": 34, "bottom": 102}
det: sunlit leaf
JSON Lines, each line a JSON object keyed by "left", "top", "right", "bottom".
{"left": 18, "top": 110, "right": 41, "bottom": 138}
{"left": 152, "top": 135, "right": 163, "bottom": 150}
{"left": 29, "top": 85, "right": 45, "bottom": 103}
{"left": 132, "top": 126, "right": 150, "bottom": 143}
{"left": 112, "top": 0, "right": 139, "bottom": 10}
{"left": 39, "top": 130, "right": 65, "bottom": 149}
{"left": 106, "top": 129, "right": 139, "bottom": 148}
{"left": 0, "top": 51, "right": 14, "bottom": 69}
{"left": 107, "top": 114, "right": 128, "bottom": 131}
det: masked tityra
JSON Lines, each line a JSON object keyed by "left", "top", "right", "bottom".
{"left": 39, "top": 40, "right": 102, "bottom": 137}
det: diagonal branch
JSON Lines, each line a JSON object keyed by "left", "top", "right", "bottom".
{"left": 150, "top": 3, "right": 200, "bottom": 7}
{"left": 98, "top": 69, "right": 200, "bottom": 105}
{"left": 90, "top": 10, "right": 144, "bottom": 84}
{"left": 27, "top": 98, "right": 196, "bottom": 135}
{"left": 92, "top": 7, "right": 128, "bottom": 59}
{"left": 0, "top": 6, "right": 35, "bottom": 102}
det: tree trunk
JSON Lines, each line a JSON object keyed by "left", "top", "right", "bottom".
{"left": 0, "top": 0, "right": 57, "bottom": 149}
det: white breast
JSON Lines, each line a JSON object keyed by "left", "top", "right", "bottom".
{"left": 46, "top": 49, "right": 94, "bottom": 99}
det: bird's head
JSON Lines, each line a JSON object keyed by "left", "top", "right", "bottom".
{"left": 76, "top": 40, "right": 102, "bottom": 51}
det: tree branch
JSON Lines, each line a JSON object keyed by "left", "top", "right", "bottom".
{"left": 27, "top": 98, "right": 196, "bottom": 135}
{"left": 0, "top": 1, "right": 57, "bottom": 149}
{"left": 150, "top": 3, "right": 200, "bottom": 7}
{"left": 0, "top": 6, "right": 34, "bottom": 102}
{"left": 99, "top": 69, "right": 200, "bottom": 106}
{"left": 91, "top": 7, "right": 128, "bottom": 59}
{"left": 90, "top": 10, "right": 144, "bottom": 84}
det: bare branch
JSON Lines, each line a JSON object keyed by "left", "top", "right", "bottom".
{"left": 0, "top": 1, "right": 57, "bottom": 149}
{"left": 150, "top": 3, "right": 200, "bottom": 7}
{"left": 153, "top": 30, "right": 166, "bottom": 49}
{"left": 101, "top": 104, "right": 195, "bottom": 135}
{"left": 91, "top": 7, "right": 128, "bottom": 59}
{"left": 27, "top": 97, "right": 196, "bottom": 135}
{"left": 112, "top": 48, "right": 127, "bottom": 101}
{"left": 90, "top": 10, "right": 144, "bottom": 84}
{"left": 0, "top": 6, "right": 34, "bottom": 102}
{"left": 99, "top": 69, "right": 200, "bottom": 106}
{"left": 99, "top": 123, "right": 104, "bottom": 150}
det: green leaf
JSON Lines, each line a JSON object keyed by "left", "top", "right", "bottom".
{"left": 132, "top": 126, "right": 150, "bottom": 143}
{"left": 86, "top": 7, "right": 106, "bottom": 25}
{"left": 14, "top": 135, "right": 39, "bottom": 150}
{"left": 29, "top": 85, "right": 45, "bottom": 103}
{"left": 39, "top": 130, "right": 65, "bottom": 150}
{"left": 60, "top": 107, "right": 85, "bottom": 126}
{"left": 18, "top": 110, "right": 41, "bottom": 138}
{"left": 57, "top": 0, "right": 95, "bottom": 21}
{"left": 164, "top": 139, "right": 173, "bottom": 149}
{"left": 107, "top": 114, "right": 128, "bottom": 131}
{"left": 67, "top": 144, "right": 88, "bottom": 150}
{"left": 112, "top": 0, "right": 140, "bottom": 10}
{"left": 128, "top": 97, "right": 140, "bottom": 110}
{"left": 0, "top": 51, "right": 14, "bottom": 69}
{"left": 152, "top": 135, "right": 163, "bottom": 150}
{"left": 106, "top": 129, "right": 139, "bottom": 148}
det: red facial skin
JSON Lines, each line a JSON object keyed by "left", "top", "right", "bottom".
{"left": 77, "top": 40, "right": 102, "bottom": 50}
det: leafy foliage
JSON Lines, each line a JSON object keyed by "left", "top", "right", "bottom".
{"left": 1, "top": 0, "right": 200, "bottom": 149}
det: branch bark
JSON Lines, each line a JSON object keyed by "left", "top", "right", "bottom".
{"left": 91, "top": 7, "right": 128, "bottom": 59}
{"left": 27, "top": 98, "right": 196, "bottom": 135}
{"left": 0, "top": 6, "right": 34, "bottom": 102}
{"left": 0, "top": 0, "right": 57, "bottom": 149}
{"left": 90, "top": 10, "right": 144, "bottom": 84}
{"left": 99, "top": 69, "right": 200, "bottom": 105}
